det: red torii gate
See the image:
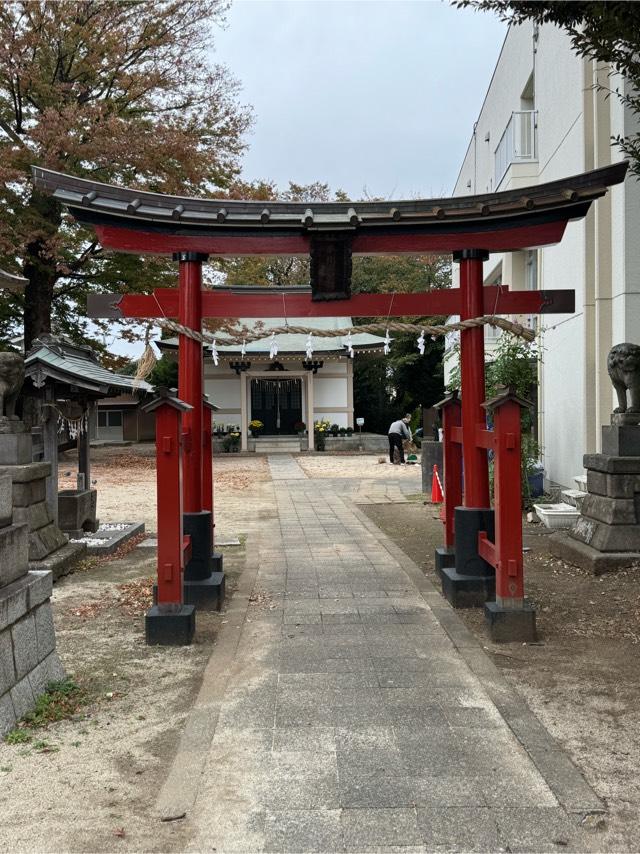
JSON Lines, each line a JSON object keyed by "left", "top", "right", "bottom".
{"left": 32, "top": 162, "right": 627, "bottom": 642}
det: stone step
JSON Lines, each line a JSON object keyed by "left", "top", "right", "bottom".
{"left": 255, "top": 443, "right": 300, "bottom": 453}
{"left": 28, "top": 541, "right": 87, "bottom": 581}
{"left": 561, "top": 489, "right": 587, "bottom": 510}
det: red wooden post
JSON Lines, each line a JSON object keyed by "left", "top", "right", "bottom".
{"left": 175, "top": 253, "right": 225, "bottom": 608}
{"left": 487, "top": 394, "right": 526, "bottom": 607}
{"left": 154, "top": 400, "right": 188, "bottom": 605}
{"left": 142, "top": 389, "right": 196, "bottom": 645}
{"left": 176, "top": 252, "right": 206, "bottom": 514}
{"left": 456, "top": 249, "right": 490, "bottom": 508}
{"left": 480, "top": 387, "right": 536, "bottom": 641}
{"left": 434, "top": 392, "right": 463, "bottom": 549}
{"left": 202, "top": 396, "right": 214, "bottom": 516}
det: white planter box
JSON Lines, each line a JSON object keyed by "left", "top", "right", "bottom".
{"left": 533, "top": 502, "right": 580, "bottom": 529}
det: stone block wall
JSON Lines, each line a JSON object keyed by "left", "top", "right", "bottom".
{"left": 0, "top": 467, "right": 66, "bottom": 737}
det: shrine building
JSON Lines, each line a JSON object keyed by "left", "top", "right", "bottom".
{"left": 158, "top": 306, "right": 386, "bottom": 451}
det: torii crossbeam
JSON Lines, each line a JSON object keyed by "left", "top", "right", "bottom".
{"left": 33, "top": 161, "right": 628, "bottom": 632}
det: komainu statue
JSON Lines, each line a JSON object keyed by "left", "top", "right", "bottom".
{"left": 607, "top": 343, "right": 640, "bottom": 414}
{"left": 0, "top": 351, "right": 24, "bottom": 419}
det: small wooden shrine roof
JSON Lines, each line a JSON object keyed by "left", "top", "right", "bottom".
{"left": 24, "top": 335, "right": 152, "bottom": 398}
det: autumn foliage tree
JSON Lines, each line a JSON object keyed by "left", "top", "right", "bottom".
{"left": 0, "top": 0, "right": 252, "bottom": 350}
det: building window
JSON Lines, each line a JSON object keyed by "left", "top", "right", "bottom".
{"left": 98, "top": 410, "right": 123, "bottom": 428}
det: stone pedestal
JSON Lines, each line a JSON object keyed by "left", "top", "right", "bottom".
{"left": 58, "top": 488, "right": 98, "bottom": 538}
{"left": 550, "top": 419, "right": 640, "bottom": 573}
{"left": 0, "top": 422, "right": 85, "bottom": 579}
{"left": 0, "top": 472, "right": 66, "bottom": 736}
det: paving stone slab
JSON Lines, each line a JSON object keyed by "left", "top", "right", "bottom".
{"left": 341, "top": 808, "right": 422, "bottom": 851}
{"left": 263, "top": 809, "right": 343, "bottom": 853}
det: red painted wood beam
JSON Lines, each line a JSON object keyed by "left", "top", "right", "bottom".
{"left": 88, "top": 286, "right": 574, "bottom": 319}
{"left": 94, "top": 217, "right": 569, "bottom": 256}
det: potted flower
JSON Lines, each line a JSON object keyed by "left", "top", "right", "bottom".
{"left": 330, "top": 423, "right": 340, "bottom": 437}
{"left": 314, "top": 418, "right": 330, "bottom": 452}
{"left": 346, "top": 426, "right": 353, "bottom": 436}
{"left": 223, "top": 432, "right": 241, "bottom": 452}
{"left": 338, "top": 427, "right": 347, "bottom": 437}
{"left": 249, "top": 419, "right": 264, "bottom": 438}
{"left": 294, "top": 420, "right": 306, "bottom": 436}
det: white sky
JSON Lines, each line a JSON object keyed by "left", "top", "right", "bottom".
{"left": 212, "top": 0, "right": 507, "bottom": 198}
{"left": 109, "top": 1, "right": 507, "bottom": 357}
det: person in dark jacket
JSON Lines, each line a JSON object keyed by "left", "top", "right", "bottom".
{"left": 387, "top": 414, "right": 412, "bottom": 464}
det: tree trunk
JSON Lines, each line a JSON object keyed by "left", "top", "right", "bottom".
{"left": 22, "top": 192, "right": 62, "bottom": 352}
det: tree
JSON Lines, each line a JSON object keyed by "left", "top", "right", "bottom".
{"left": 0, "top": 0, "right": 252, "bottom": 351}
{"left": 352, "top": 255, "right": 450, "bottom": 432}
{"left": 454, "top": 1, "right": 640, "bottom": 174}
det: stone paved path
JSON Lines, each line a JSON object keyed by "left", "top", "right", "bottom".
{"left": 172, "top": 457, "right": 601, "bottom": 853}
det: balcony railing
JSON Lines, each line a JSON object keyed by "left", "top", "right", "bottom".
{"left": 494, "top": 110, "right": 537, "bottom": 187}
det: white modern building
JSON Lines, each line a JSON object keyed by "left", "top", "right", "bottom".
{"left": 160, "top": 316, "right": 385, "bottom": 451}
{"left": 450, "top": 21, "right": 640, "bottom": 488}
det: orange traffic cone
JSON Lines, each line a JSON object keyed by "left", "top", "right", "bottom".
{"left": 431, "top": 464, "right": 444, "bottom": 503}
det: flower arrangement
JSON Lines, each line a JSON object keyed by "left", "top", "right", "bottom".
{"left": 223, "top": 432, "right": 240, "bottom": 452}
{"left": 330, "top": 423, "right": 340, "bottom": 436}
{"left": 294, "top": 420, "right": 306, "bottom": 433}
{"left": 313, "top": 418, "right": 330, "bottom": 451}
{"left": 249, "top": 418, "right": 264, "bottom": 437}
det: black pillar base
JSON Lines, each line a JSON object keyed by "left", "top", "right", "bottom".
{"left": 184, "top": 511, "right": 214, "bottom": 580}
{"left": 183, "top": 511, "right": 226, "bottom": 609}
{"left": 435, "top": 547, "right": 456, "bottom": 574}
{"left": 485, "top": 600, "right": 537, "bottom": 643}
{"left": 145, "top": 604, "right": 195, "bottom": 646}
{"left": 439, "top": 567, "right": 496, "bottom": 608}
{"left": 184, "top": 572, "right": 225, "bottom": 611}
{"left": 439, "top": 507, "right": 496, "bottom": 608}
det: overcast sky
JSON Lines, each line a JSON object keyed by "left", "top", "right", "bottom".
{"left": 212, "top": 0, "right": 507, "bottom": 199}
{"left": 107, "top": 1, "right": 507, "bottom": 356}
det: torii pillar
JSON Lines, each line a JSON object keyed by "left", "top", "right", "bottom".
{"left": 174, "top": 252, "right": 224, "bottom": 610}
{"left": 437, "top": 250, "right": 496, "bottom": 607}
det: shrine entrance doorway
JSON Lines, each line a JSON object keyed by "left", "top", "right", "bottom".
{"left": 250, "top": 376, "right": 302, "bottom": 435}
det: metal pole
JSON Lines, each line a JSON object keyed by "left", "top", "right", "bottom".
{"left": 457, "top": 249, "right": 490, "bottom": 508}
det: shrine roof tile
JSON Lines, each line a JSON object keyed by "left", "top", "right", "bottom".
{"left": 24, "top": 336, "right": 152, "bottom": 396}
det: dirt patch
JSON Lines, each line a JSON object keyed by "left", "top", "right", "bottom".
{"left": 58, "top": 445, "right": 271, "bottom": 531}
{"left": 0, "top": 535, "right": 247, "bottom": 852}
{"left": 361, "top": 500, "right": 640, "bottom": 852}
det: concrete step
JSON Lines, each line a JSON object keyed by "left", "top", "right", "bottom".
{"left": 561, "top": 489, "right": 587, "bottom": 511}
{"left": 255, "top": 443, "right": 300, "bottom": 453}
